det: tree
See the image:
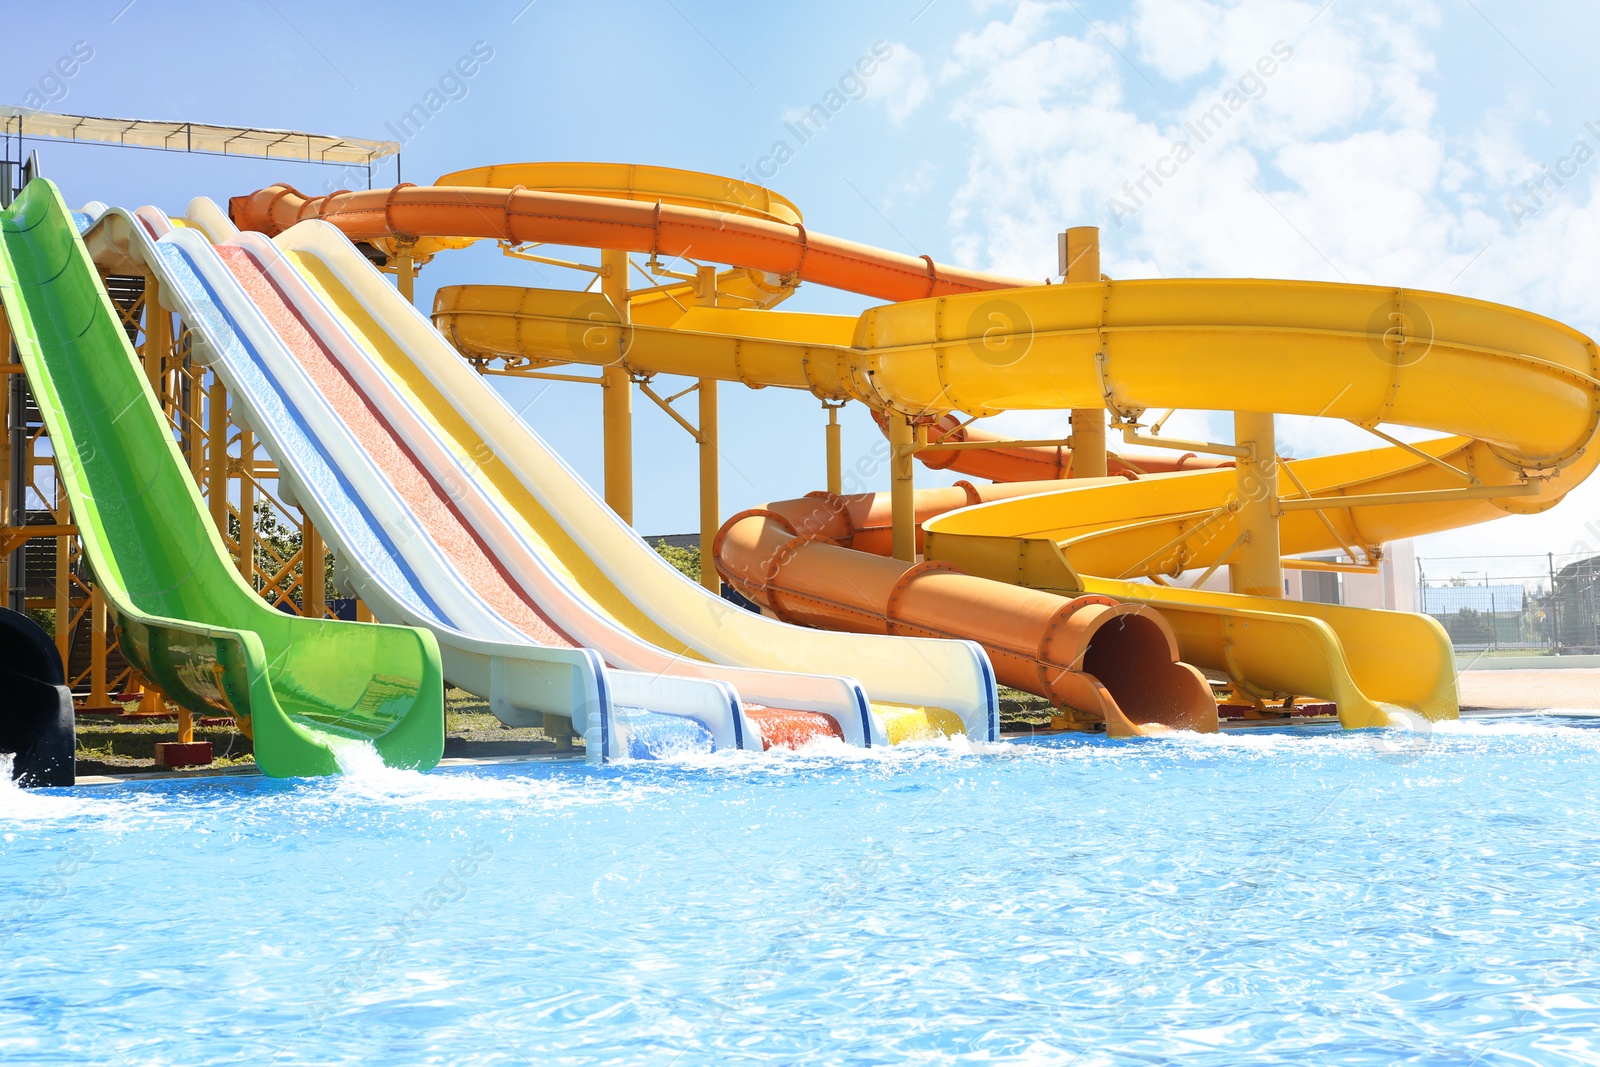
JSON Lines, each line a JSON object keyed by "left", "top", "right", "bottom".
{"left": 653, "top": 541, "right": 701, "bottom": 583}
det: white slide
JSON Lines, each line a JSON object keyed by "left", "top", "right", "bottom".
{"left": 83, "top": 204, "right": 763, "bottom": 762}
{"left": 259, "top": 216, "right": 1000, "bottom": 742}
{"left": 178, "top": 201, "right": 899, "bottom": 751}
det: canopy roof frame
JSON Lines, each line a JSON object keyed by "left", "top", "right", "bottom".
{"left": 1, "top": 108, "right": 398, "bottom": 169}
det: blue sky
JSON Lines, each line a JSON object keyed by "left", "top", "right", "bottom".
{"left": 5, "top": 0, "right": 1600, "bottom": 563}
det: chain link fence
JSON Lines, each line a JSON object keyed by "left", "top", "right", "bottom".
{"left": 1418, "top": 553, "right": 1600, "bottom": 653}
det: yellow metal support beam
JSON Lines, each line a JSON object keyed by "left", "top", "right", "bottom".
{"left": 694, "top": 264, "right": 720, "bottom": 591}
{"left": 1070, "top": 409, "right": 1107, "bottom": 478}
{"left": 187, "top": 361, "right": 204, "bottom": 482}
{"left": 54, "top": 493, "right": 70, "bottom": 666}
{"left": 208, "top": 377, "right": 228, "bottom": 535}
{"left": 143, "top": 279, "right": 170, "bottom": 390}
{"left": 393, "top": 251, "right": 416, "bottom": 305}
{"left": 600, "top": 248, "right": 633, "bottom": 524}
{"left": 303, "top": 518, "right": 326, "bottom": 618}
{"left": 920, "top": 436, "right": 1075, "bottom": 453}
{"left": 88, "top": 583, "right": 110, "bottom": 707}
{"left": 238, "top": 428, "right": 255, "bottom": 588}
{"left": 889, "top": 414, "right": 924, "bottom": 562}
{"left": 1062, "top": 225, "right": 1107, "bottom": 479}
{"left": 698, "top": 377, "right": 719, "bottom": 592}
{"left": 1229, "top": 411, "right": 1282, "bottom": 598}
{"left": 1276, "top": 482, "right": 1541, "bottom": 512}
{"left": 825, "top": 402, "right": 843, "bottom": 496}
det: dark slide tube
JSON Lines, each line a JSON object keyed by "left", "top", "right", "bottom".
{"left": 0, "top": 606, "right": 75, "bottom": 787}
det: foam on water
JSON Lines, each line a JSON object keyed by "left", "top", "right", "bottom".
{"left": 620, "top": 710, "right": 715, "bottom": 761}
{"left": 5, "top": 715, "right": 1600, "bottom": 1064}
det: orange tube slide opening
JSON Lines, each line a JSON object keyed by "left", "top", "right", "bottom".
{"left": 1068, "top": 608, "right": 1219, "bottom": 736}
{"left": 715, "top": 509, "right": 1217, "bottom": 736}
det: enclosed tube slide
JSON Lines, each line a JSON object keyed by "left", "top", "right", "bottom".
{"left": 716, "top": 507, "right": 1218, "bottom": 737}
{"left": 0, "top": 606, "right": 74, "bottom": 787}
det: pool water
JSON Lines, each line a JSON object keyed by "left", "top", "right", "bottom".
{"left": 4, "top": 716, "right": 1600, "bottom": 1065}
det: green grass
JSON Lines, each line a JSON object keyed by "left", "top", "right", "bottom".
{"left": 997, "top": 685, "right": 1057, "bottom": 730}
{"left": 74, "top": 713, "right": 256, "bottom": 773}
{"left": 74, "top": 688, "right": 584, "bottom": 776}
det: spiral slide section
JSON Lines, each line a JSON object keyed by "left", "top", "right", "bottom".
{"left": 0, "top": 181, "right": 444, "bottom": 778}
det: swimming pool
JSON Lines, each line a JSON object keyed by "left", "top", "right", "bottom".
{"left": 4, "top": 716, "right": 1599, "bottom": 1065}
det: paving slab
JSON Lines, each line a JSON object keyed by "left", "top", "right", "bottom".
{"left": 1458, "top": 668, "right": 1600, "bottom": 710}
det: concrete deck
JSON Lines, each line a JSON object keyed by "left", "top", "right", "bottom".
{"left": 1458, "top": 668, "right": 1600, "bottom": 711}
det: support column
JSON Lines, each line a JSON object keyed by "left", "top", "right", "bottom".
{"left": 238, "top": 428, "right": 255, "bottom": 589}
{"left": 698, "top": 379, "right": 719, "bottom": 592}
{"left": 825, "top": 403, "right": 843, "bottom": 496}
{"left": 691, "top": 265, "right": 719, "bottom": 591}
{"left": 600, "top": 249, "right": 633, "bottom": 524}
{"left": 302, "top": 518, "right": 326, "bottom": 618}
{"left": 889, "top": 414, "right": 924, "bottom": 563}
{"left": 1229, "top": 410, "right": 1282, "bottom": 598}
{"left": 1070, "top": 408, "right": 1107, "bottom": 478}
{"left": 89, "top": 583, "right": 110, "bottom": 708}
{"left": 1061, "top": 225, "right": 1107, "bottom": 479}
{"left": 6, "top": 333, "right": 23, "bottom": 614}
{"left": 207, "top": 377, "right": 228, "bottom": 535}
{"left": 186, "top": 355, "right": 203, "bottom": 481}
{"left": 54, "top": 494, "right": 70, "bottom": 668}
{"left": 393, "top": 250, "right": 415, "bottom": 305}
{"left": 542, "top": 713, "right": 573, "bottom": 752}
{"left": 143, "top": 277, "right": 170, "bottom": 392}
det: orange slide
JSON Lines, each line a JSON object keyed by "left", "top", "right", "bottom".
{"left": 229, "top": 183, "right": 1033, "bottom": 303}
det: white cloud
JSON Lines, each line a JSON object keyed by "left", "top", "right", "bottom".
{"left": 1133, "top": 0, "right": 1227, "bottom": 79}
{"left": 871, "top": 43, "right": 933, "bottom": 124}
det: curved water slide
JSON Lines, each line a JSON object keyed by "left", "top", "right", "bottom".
{"left": 439, "top": 279, "right": 1598, "bottom": 726}
{"left": 0, "top": 180, "right": 444, "bottom": 778}
{"left": 234, "top": 166, "right": 1600, "bottom": 730}
{"left": 434, "top": 203, "right": 1595, "bottom": 728}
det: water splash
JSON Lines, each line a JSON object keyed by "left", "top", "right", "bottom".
{"left": 619, "top": 711, "right": 715, "bottom": 761}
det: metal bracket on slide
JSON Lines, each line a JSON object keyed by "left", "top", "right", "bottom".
{"left": 1121, "top": 423, "right": 1252, "bottom": 460}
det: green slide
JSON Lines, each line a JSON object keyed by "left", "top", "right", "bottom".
{"left": 0, "top": 180, "right": 444, "bottom": 777}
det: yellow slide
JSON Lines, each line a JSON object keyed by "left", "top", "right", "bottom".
{"left": 434, "top": 239, "right": 1600, "bottom": 730}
